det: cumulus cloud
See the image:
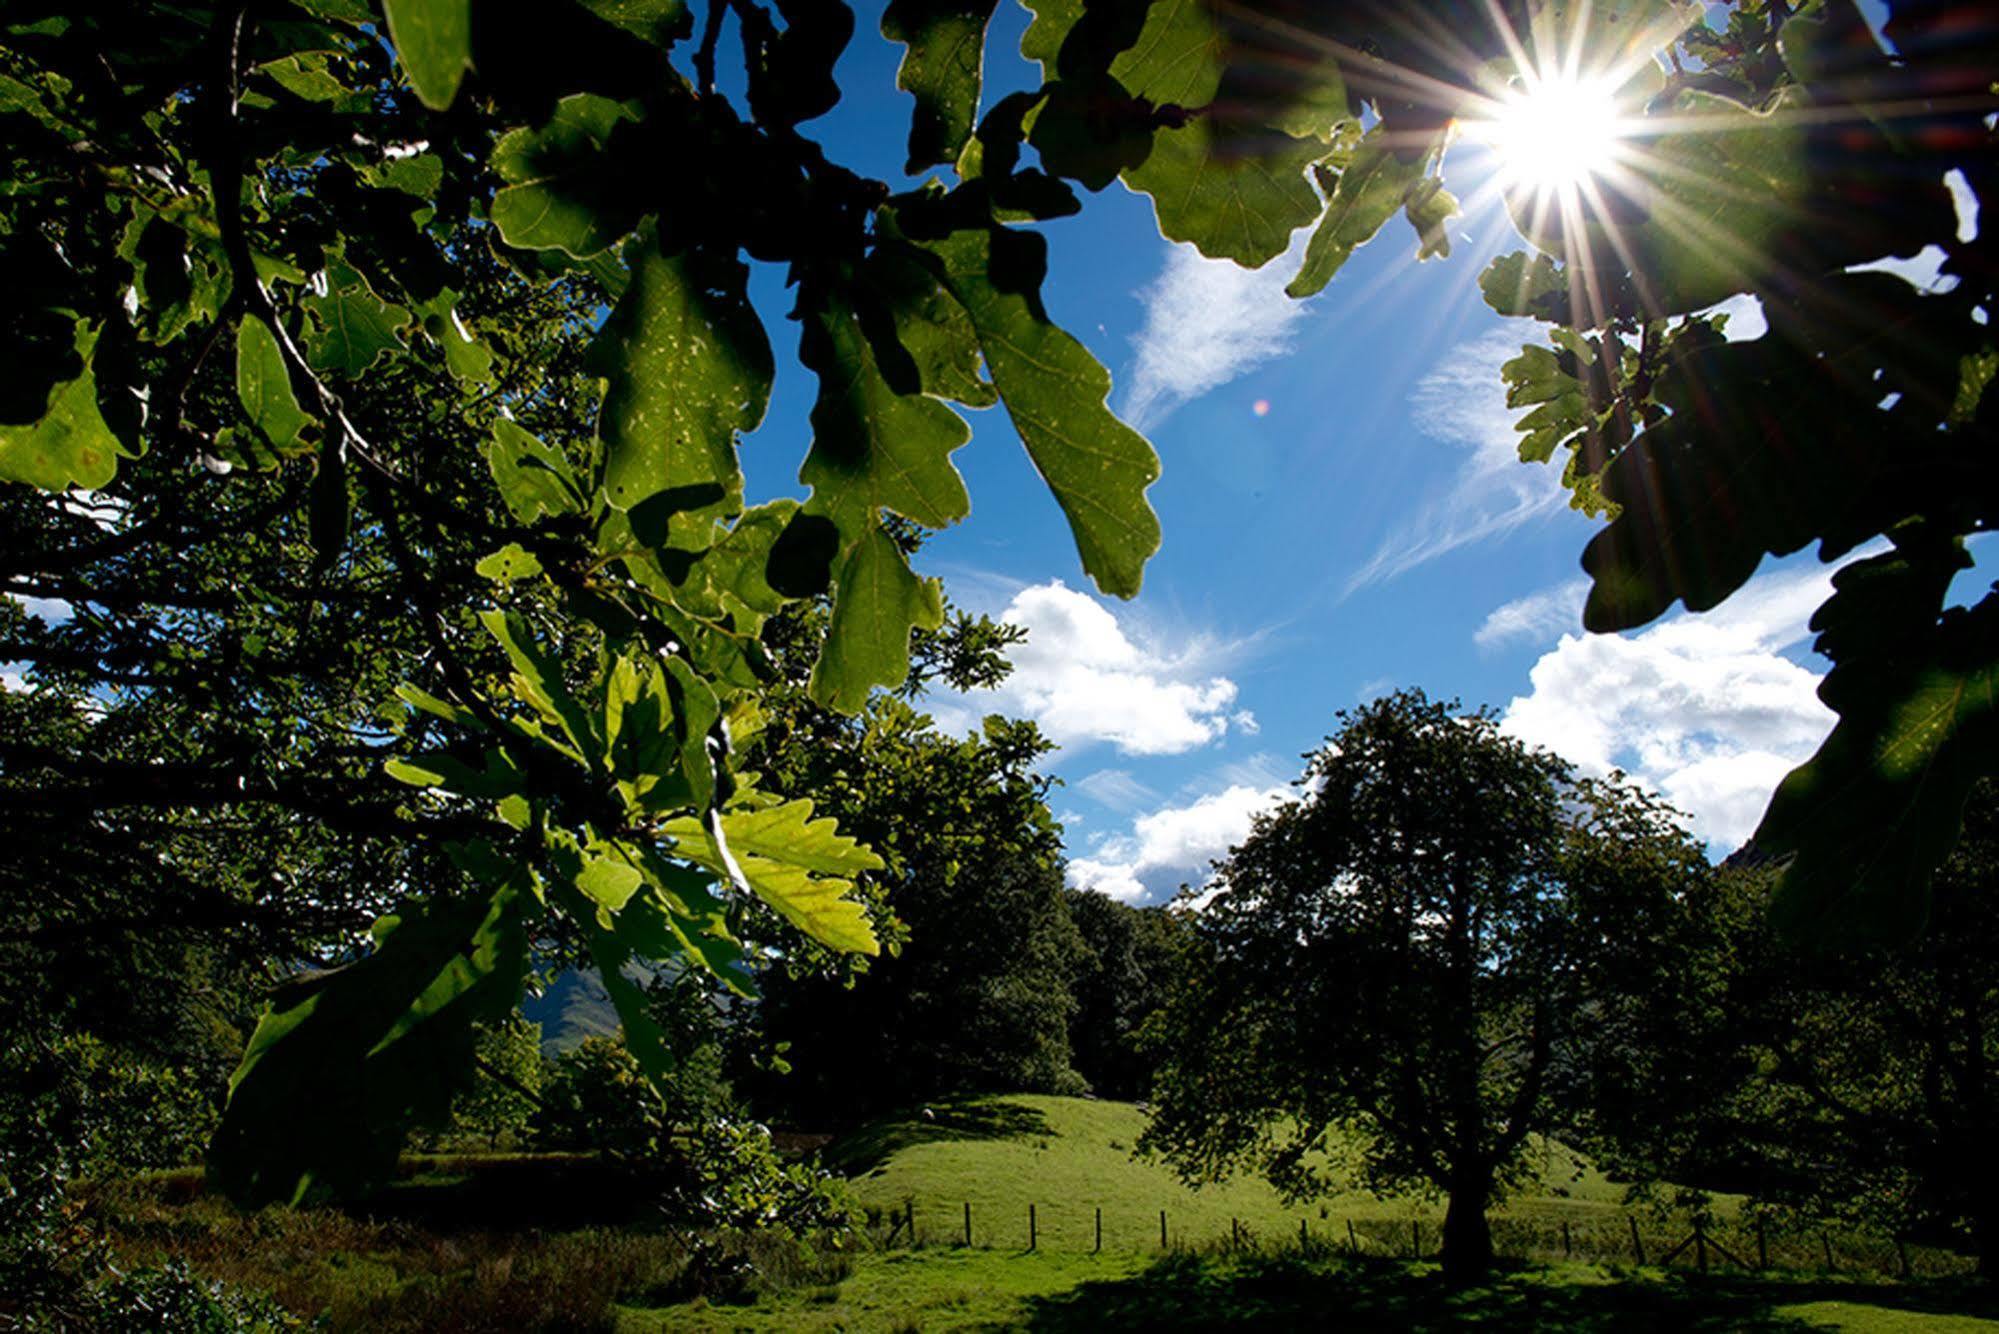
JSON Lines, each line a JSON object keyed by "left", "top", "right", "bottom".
{"left": 1345, "top": 328, "right": 1570, "bottom": 594}
{"left": 1120, "top": 235, "right": 1312, "bottom": 431}
{"left": 1068, "top": 782, "right": 1293, "bottom": 904}
{"left": 1474, "top": 579, "right": 1588, "bottom": 652}
{"left": 945, "top": 580, "right": 1254, "bottom": 756}
{"left": 1498, "top": 564, "right": 1843, "bottom": 852}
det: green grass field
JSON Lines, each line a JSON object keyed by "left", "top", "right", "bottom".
{"left": 83, "top": 1096, "right": 1998, "bottom": 1330}
{"left": 831, "top": 1093, "right": 1645, "bottom": 1255}
{"left": 614, "top": 1095, "right": 1993, "bottom": 1331}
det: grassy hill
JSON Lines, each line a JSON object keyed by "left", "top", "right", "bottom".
{"left": 827, "top": 1094, "right": 1631, "bottom": 1256}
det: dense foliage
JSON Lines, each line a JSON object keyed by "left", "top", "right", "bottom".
{"left": 2, "top": 0, "right": 1991, "bottom": 1209}
{"left": 745, "top": 678, "right": 1087, "bottom": 1120}
{"left": 1587, "top": 784, "right": 1999, "bottom": 1273}
{"left": 1063, "top": 890, "right": 1190, "bottom": 1101}
{"left": 1141, "top": 692, "right": 1714, "bottom": 1281}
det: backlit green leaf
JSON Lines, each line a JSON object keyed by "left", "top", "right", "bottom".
{"left": 211, "top": 869, "right": 528, "bottom": 1206}
{"left": 235, "top": 316, "right": 311, "bottom": 450}
{"left": 302, "top": 258, "right": 410, "bottom": 377}
{"left": 491, "top": 95, "right": 646, "bottom": 259}
{"left": 383, "top": 0, "right": 472, "bottom": 111}
{"left": 592, "top": 241, "right": 772, "bottom": 514}
{"left": 1107, "top": 0, "right": 1322, "bottom": 265}
{"left": 486, "top": 421, "right": 584, "bottom": 525}
{"left": 883, "top": 0, "right": 999, "bottom": 173}
{"left": 475, "top": 542, "right": 544, "bottom": 582}
{"left": 0, "top": 325, "right": 133, "bottom": 490}
{"left": 799, "top": 288, "right": 971, "bottom": 533}
{"left": 1287, "top": 137, "right": 1423, "bottom": 298}
{"left": 810, "top": 521, "right": 945, "bottom": 712}
{"left": 664, "top": 799, "right": 881, "bottom": 954}
{"left": 478, "top": 609, "right": 601, "bottom": 765}
{"left": 913, "top": 226, "right": 1160, "bottom": 597}
{"left": 1763, "top": 588, "right": 1999, "bottom": 946}
{"left": 578, "top": 0, "right": 694, "bottom": 47}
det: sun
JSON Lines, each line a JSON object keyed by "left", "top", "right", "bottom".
{"left": 1475, "top": 70, "right": 1633, "bottom": 198}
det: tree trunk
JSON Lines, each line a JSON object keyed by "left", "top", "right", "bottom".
{"left": 1977, "top": 1194, "right": 1999, "bottom": 1279}
{"left": 1440, "top": 1166, "right": 1495, "bottom": 1284}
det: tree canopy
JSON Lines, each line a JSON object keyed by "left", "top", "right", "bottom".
{"left": 2, "top": 0, "right": 1991, "bottom": 1200}
{"left": 1141, "top": 691, "right": 1714, "bottom": 1281}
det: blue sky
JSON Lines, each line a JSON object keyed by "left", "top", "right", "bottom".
{"left": 718, "top": 1, "right": 1999, "bottom": 905}
{"left": 720, "top": 3, "right": 1952, "bottom": 904}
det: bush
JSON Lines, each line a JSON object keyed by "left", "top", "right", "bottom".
{"left": 0, "top": 1122, "right": 291, "bottom": 1332}
{"left": 4, "top": 1034, "right": 216, "bottom": 1179}
{"left": 531, "top": 1036, "right": 854, "bottom": 1241}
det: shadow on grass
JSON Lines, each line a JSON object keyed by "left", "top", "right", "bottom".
{"left": 824, "top": 1096, "right": 1055, "bottom": 1176}
{"left": 361, "top": 1154, "right": 666, "bottom": 1232}
{"left": 1022, "top": 1252, "right": 1999, "bottom": 1331}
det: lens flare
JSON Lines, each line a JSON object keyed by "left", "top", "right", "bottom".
{"left": 1477, "top": 70, "right": 1631, "bottom": 198}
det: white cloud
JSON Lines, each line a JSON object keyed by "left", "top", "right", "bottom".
{"left": 8, "top": 592, "right": 73, "bottom": 624}
{"left": 1843, "top": 172, "right": 1978, "bottom": 294}
{"left": 1345, "top": 328, "right": 1570, "bottom": 594}
{"left": 1474, "top": 578, "right": 1587, "bottom": 652}
{"left": 1498, "top": 564, "right": 1843, "bottom": 853}
{"left": 1120, "top": 234, "right": 1312, "bottom": 431}
{"left": 1068, "top": 782, "right": 1294, "bottom": 904}
{"left": 1702, "top": 293, "right": 1768, "bottom": 342}
{"left": 945, "top": 580, "right": 1255, "bottom": 757}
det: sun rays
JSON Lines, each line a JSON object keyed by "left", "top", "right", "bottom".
{"left": 1470, "top": 68, "right": 1635, "bottom": 201}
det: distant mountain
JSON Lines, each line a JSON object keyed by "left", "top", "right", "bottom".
{"left": 521, "top": 969, "right": 621, "bottom": 1057}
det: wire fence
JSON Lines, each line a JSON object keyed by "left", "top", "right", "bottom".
{"left": 857, "top": 1199, "right": 1978, "bottom": 1280}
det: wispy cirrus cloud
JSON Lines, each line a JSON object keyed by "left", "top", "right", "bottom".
{"left": 1119, "top": 235, "right": 1312, "bottom": 432}
{"left": 1073, "top": 768, "right": 1161, "bottom": 814}
{"left": 1474, "top": 578, "right": 1588, "bottom": 652}
{"left": 1345, "top": 328, "right": 1569, "bottom": 595}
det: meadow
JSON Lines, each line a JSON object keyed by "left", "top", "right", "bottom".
{"left": 84, "top": 1095, "right": 1999, "bottom": 1331}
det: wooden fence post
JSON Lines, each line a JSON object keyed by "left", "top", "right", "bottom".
{"left": 1411, "top": 1220, "right": 1421, "bottom": 1258}
{"left": 1629, "top": 1217, "right": 1646, "bottom": 1266}
{"left": 1095, "top": 1207, "right": 1103, "bottom": 1254}
{"left": 964, "top": 1201, "right": 972, "bottom": 1248}
{"left": 1029, "top": 1203, "right": 1037, "bottom": 1252}
{"left": 1300, "top": 1217, "right": 1308, "bottom": 1252}
{"left": 1694, "top": 1217, "right": 1708, "bottom": 1272}
{"left": 1160, "top": 1209, "right": 1168, "bottom": 1249}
